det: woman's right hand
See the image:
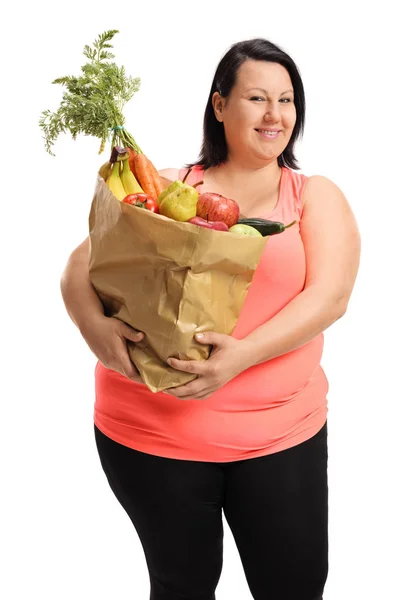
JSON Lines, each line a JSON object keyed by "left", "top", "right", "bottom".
{"left": 80, "top": 315, "right": 145, "bottom": 382}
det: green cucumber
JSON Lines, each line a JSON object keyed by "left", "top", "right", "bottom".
{"left": 236, "top": 218, "right": 297, "bottom": 236}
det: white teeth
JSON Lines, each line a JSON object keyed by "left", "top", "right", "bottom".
{"left": 258, "top": 130, "right": 279, "bottom": 135}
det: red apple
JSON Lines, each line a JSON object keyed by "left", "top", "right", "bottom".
{"left": 196, "top": 193, "right": 240, "bottom": 228}
{"left": 187, "top": 216, "right": 229, "bottom": 231}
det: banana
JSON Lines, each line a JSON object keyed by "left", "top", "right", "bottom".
{"left": 120, "top": 158, "right": 144, "bottom": 194}
{"left": 106, "top": 161, "right": 127, "bottom": 201}
{"left": 99, "top": 161, "right": 112, "bottom": 182}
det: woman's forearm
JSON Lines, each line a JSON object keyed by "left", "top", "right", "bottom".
{"left": 242, "top": 286, "right": 347, "bottom": 368}
{"left": 60, "top": 238, "right": 104, "bottom": 333}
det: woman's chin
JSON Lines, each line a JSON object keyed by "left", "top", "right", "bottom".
{"left": 252, "top": 148, "right": 280, "bottom": 165}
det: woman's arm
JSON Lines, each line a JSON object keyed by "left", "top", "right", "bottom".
{"left": 242, "top": 174, "right": 361, "bottom": 366}
{"left": 60, "top": 237, "right": 104, "bottom": 332}
{"left": 60, "top": 237, "right": 145, "bottom": 380}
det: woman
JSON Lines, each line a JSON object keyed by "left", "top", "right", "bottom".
{"left": 61, "top": 38, "right": 360, "bottom": 599}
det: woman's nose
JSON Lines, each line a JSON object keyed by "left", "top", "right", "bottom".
{"left": 263, "top": 102, "right": 281, "bottom": 123}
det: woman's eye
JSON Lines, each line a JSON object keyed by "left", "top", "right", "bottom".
{"left": 250, "top": 96, "right": 293, "bottom": 103}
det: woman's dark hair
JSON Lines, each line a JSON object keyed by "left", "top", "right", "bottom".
{"left": 187, "top": 38, "right": 305, "bottom": 171}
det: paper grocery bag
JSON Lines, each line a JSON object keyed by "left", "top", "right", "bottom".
{"left": 88, "top": 176, "right": 268, "bottom": 393}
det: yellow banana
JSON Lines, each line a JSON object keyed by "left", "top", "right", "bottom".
{"left": 99, "top": 161, "right": 112, "bottom": 181}
{"left": 120, "top": 158, "right": 144, "bottom": 194}
{"left": 106, "top": 161, "right": 127, "bottom": 201}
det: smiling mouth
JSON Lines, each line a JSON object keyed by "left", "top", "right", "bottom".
{"left": 255, "top": 129, "right": 281, "bottom": 138}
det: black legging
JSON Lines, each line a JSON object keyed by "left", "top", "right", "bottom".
{"left": 94, "top": 422, "right": 328, "bottom": 600}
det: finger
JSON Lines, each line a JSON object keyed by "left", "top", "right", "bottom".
{"left": 116, "top": 346, "right": 140, "bottom": 379}
{"left": 124, "top": 365, "right": 143, "bottom": 383}
{"left": 128, "top": 371, "right": 143, "bottom": 384}
{"left": 163, "top": 383, "right": 202, "bottom": 398}
{"left": 121, "top": 324, "right": 145, "bottom": 343}
{"left": 120, "top": 357, "right": 138, "bottom": 379}
{"left": 178, "top": 384, "right": 213, "bottom": 399}
{"left": 166, "top": 387, "right": 210, "bottom": 400}
{"left": 194, "top": 331, "right": 227, "bottom": 346}
{"left": 166, "top": 357, "right": 205, "bottom": 374}
{"left": 163, "top": 376, "right": 203, "bottom": 395}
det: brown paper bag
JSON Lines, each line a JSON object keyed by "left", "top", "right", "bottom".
{"left": 88, "top": 176, "right": 268, "bottom": 393}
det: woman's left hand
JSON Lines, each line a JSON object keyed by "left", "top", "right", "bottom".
{"left": 163, "top": 332, "right": 252, "bottom": 400}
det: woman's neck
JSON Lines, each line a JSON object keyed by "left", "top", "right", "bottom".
{"left": 200, "top": 159, "right": 283, "bottom": 217}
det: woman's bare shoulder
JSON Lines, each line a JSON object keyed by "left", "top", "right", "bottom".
{"left": 302, "top": 174, "right": 346, "bottom": 209}
{"left": 158, "top": 168, "right": 180, "bottom": 183}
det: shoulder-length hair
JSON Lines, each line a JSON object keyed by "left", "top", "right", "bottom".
{"left": 187, "top": 38, "right": 306, "bottom": 171}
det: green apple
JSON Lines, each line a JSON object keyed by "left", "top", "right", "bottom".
{"left": 228, "top": 224, "right": 263, "bottom": 237}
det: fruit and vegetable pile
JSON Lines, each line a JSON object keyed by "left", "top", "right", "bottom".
{"left": 105, "top": 153, "right": 296, "bottom": 237}
{"left": 39, "top": 30, "right": 295, "bottom": 393}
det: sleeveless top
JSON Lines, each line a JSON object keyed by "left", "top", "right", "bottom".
{"left": 93, "top": 166, "right": 328, "bottom": 462}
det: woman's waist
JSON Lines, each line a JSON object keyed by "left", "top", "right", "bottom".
{"left": 95, "top": 333, "right": 325, "bottom": 409}
{"left": 94, "top": 364, "right": 328, "bottom": 461}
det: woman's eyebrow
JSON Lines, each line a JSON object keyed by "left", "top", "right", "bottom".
{"left": 245, "top": 87, "right": 294, "bottom": 95}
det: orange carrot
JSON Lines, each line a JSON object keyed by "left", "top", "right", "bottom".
{"left": 145, "top": 157, "right": 164, "bottom": 197}
{"left": 133, "top": 153, "right": 157, "bottom": 197}
{"left": 126, "top": 148, "right": 164, "bottom": 198}
{"left": 126, "top": 147, "right": 138, "bottom": 177}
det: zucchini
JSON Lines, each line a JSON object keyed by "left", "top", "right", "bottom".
{"left": 236, "top": 218, "right": 297, "bottom": 236}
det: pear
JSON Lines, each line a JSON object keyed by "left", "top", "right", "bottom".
{"left": 157, "top": 167, "right": 202, "bottom": 210}
{"left": 158, "top": 180, "right": 185, "bottom": 208}
{"left": 159, "top": 184, "right": 201, "bottom": 222}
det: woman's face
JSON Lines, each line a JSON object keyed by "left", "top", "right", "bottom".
{"left": 213, "top": 60, "right": 297, "bottom": 166}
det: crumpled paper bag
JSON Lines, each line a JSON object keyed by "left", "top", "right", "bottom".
{"left": 88, "top": 175, "right": 268, "bottom": 392}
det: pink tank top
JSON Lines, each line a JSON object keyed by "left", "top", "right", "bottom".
{"left": 93, "top": 166, "right": 328, "bottom": 461}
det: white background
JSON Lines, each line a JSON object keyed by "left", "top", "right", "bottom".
{"left": 2, "top": 1, "right": 399, "bottom": 598}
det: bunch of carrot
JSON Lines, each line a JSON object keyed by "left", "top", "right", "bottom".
{"left": 126, "top": 147, "right": 164, "bottom": 198}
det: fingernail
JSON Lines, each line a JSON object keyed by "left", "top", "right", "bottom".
{"left": 167, "top": 358, "right": 172, "bottom": 365}
{"left": 195, "top": 333, "right": 204, "bottom": 339}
